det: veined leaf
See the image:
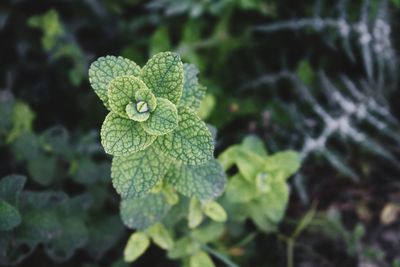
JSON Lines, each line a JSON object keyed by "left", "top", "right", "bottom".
{"left": 111, "top": 145, "right": 171, "bottom": 199}
{"left": 142, "top": 97, "right": 179, "bottom": 136}
{"left": 108, "top": 76, "right": 150, "bottom": 118}
{"left": 120, "top": 193, "right": 172, "bottom": 230}
{"left": 100, "top": 112, "right": 156, "bottom": 156}
{"left": 141, "top": 52, "right": 184, "bottom": 105}
{"left": 165, "top": 159, "right": 226, "bottom": 201}
{"left": 0, "top": 174, "right": 26, "bottom": 205}
{"left": 156, "top": 107, "right": 214, "bottom": 165}
{"left": 89, "top": 56, "right": 141, "bottom": 109}
{"left": 179, "top": 64, "right": 206, "bottom": 110}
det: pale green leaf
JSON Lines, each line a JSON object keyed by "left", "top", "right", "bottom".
{"left": 241, "top": 135, "right": 267, "bottom": 157}
{"left": 197, "top": 93, "right": 215, "bottom": 120}
{"left": 179, "top": 64, "right": 206, "bottom": 110}
{"left": 6, "top": 101, "right": 35, "bottom": 143}
{"left": 135, "top": 89, "right": 157, "bottom": 112}
{"left": 191, "top": 222, "right": 224, "bottom": 244}
{"left": 190, "top": 251, "right": 215, "bottom": 267}
{"left": 120, "top": 193, "right": 172, "bottom": 230}
{"left": 225, "top": 174, "right": 257, "bottom": 203}
{"left": 167, "top": 236, "right": 200, "bottom": 259}
{"left": 142, "top": 97, "right": 178, "bottom": 135}
{"left": 124, "top": 232, "right": 150, "bottom": 263}
{"left": 165, "top": 159, "right": 226, "bottom": 200}
{"left": 89, "top": 56, "right": 141, "bottom": 109}
{"left": 111, "top": 145, "right": 172, "bottom": 199}
{"left": 264, "top": 151, "right": 301, "bottom": 179}
{"left": 125, "top": 102, "right": 150, "bottom": 122}
{"left": 202, "top": 201, "right": 227, "bottom": 222}
{"left": 0, "top": 200, "right": 21, "bottom": 231}
{"left": 100, "top": 112, "right": 156, "bottom": 156}
{"left": 141, "top": 52, "right": 184, "bottom": 104}
{"left": 108, "top": 76, "right": 149, "bottom": 118}
{"left": 146, "top": 223, "right": 174, "bottom": 250}
{"left": 188, "top": 197, "right": 203, "bottom": 229}
{"left": 155, "top": 107, "right": 214, "bottom": 164}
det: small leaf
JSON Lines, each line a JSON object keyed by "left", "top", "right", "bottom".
{"left": 264, "top": 151, "right": 301, "bottom": 178}
{"left": 197, "top": 93, "right": 215, "bottom": 120}
{"left": 0, "top": 200, "right": 21, "bottom": 231}
{"left": 241, "top": 135, "right": 267, "bottom": 157}
{"left": 225, "top": 174, "right": 256, "bottom": 203}
{"left": 0, "top": 174, "right": 26, "bottom": 205}
{"left": 165, "top": 160, "right": 226, "bottom": 201}
{"left": 188, "top": 197, "right": 203, "bottom": 229}
{"left": 141, "top": 52, "right": 184, "bottom": 104}
{"left": 179, "top": 64, "right": 206, "bottom": 110}
{"left": 89, "top": 56, "right": 141, "bottom": 109}
{"left": 155, "top": 107, "right": 214, "bottom": 164}
{"left": 135, "top": 89, "right": 157, "bottom": 112}
{"left": 167, "top": 237, "right": 200, "bottom": 259}
{"left": 124, "top": 232, "right": 150, "bottom": 263}
{"left": 111, "top": 145, "right": 171, "bottom": 199}
{"left": 120, "top": 193, "right": 172, "bottom": 230}
{"left": 142, "top": 97, "right": 179, "bottom": 135}
{"left": 100, "top": 112, "right": 156, "bottom": 156}
{"left": 191, "top": 222, "right": 224, "bottom": 243}
{"left": 146, "top": 223, "right": 174, "bottom": 250}
{"left": 107, "top": 76, "right": 150, "bottom": 118}
{"left": 202, "top": 201, "right": 227, "bottom": 222}
{"left": 190, "top": 251, "right": 215, "bottom": 267}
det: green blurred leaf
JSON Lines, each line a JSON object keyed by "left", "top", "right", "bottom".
{"left": 124, "top": 232, "right": 150, "bottom": 263}
{"left": 0, "top": 200, "right": 21, "bottom": 231}
{"left": 190, "top": 251, "right": 215, "bottom": 267}
{"left": 147, "top": 223, "right": 174, "bottom": 250}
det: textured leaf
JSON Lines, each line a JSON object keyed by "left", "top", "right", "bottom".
{"left": 179, "top": 64, "right": 206, "bottom": 110}
{"left": 89, "top": 56, "right": 141, "bottom": 109}
{"left": 165, "top": 159, "right": 226, "bottom": 200}
{"left": 190, "top": 251, "right": 215, "bottom": 267}
{"left": 202, "top": 201, "right": 227, "bottom": 222}
{"left": 135, "top": 89, "right": 157, "bottom": 112}
{"left": 111, "top": 145, "right": 171, "bottom": 199}
{"left": 124, "top": 232, "right": 150, "bottom": 263}
{"left": 0, "top": 200, "right": 21, "bottom": 231}
{"left": 142, "top": 97, "right": 178, "bottom": 135}
{"left": 108, "top": 76, "right": 149, "bottom": 118}
{"left": 141, "top": 52, "right": 184, "bottom": 104}
{"left": 147, "top": 223, "right": 174, "bottom": 250}
{"left": 0, "top": 174, "right": 26, "bottom": 205}
{"left": 155, "top": 107, "right": 214, "bottom": 164}
{"left": 120, "top": 193, "right": 172, "bottom": 229}
{"left": 100, "top": 112, "right": 156, "bottom": 156}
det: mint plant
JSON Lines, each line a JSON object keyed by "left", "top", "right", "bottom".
{"left": 89, "top": 52, "right": 225, "bottom": 220}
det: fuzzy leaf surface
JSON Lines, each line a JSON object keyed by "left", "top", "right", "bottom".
{"left": 89, "top": 56, "right": 141, "bottom": 109}
{"left": 142, "top": 97, "right": 178, "bottom": 135}
{"left": 179, "top": 64, "right": 206, "bottom": 110}
{"left": 155, "top": 107, "right": 213, "bottom": 164}
{"left": 141, "top": 52, "right": 184, "bottom": 104}
{"left": 100, "top": 113, "right": 156, "bottom": 156}
{"left": 111, "top": 145, "right": 171, "bottom": 199}
{"left": 165, "top": 159, "right": 226, "bottom": 200}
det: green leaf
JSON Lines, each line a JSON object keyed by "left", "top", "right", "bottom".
{"left": 0, "top": 200, "right": 21, "bottom": 231}
{"left": 188, "top": 197, "right": 203, "bottom": 229}
{"left": 197, "top": 94, "right": 215, "bottom": 120}
{"left": 165, "top": 160, "right": 226, "bottom": 200}
{"left": 179, "top": 64, "right": 206, "bottom": 110}
{"left": 149, "top": 27, "right": 172, "bottom": 56}
{"left": 89, "top": 56, "right": 141, "bottom": 109}
{"left": 107, "top": 76, "right": 150, "bottom": 118}
{"left": 190, "top": 251, "right": 215, "bottom": 267}
{"left": 141, "top": 52, "right": 184, "bottom": 104}
{"left": 27, "top": 154, "right": 56, "bottom": 186}
{"left": 0, "top": 174, "right": 26, "bottom": 205}
{"left": 225, "top": 174, "right": 257, "bottom": 203}
{"left": 100, "top": 112, "right": 156, "bottom": 156}
{"left": 167, "top": 236, "right": 200, "bottom": 259}
{"left": 135, "top": 89, "right": 157, "bottom": 112}
{"left": 6, "top": 101, "right": 35, "bottom": 143}
{"left": 191, "top": 222, "right": 224, "bottom": 243}
{"left": 44, "top": 217, "right": 89, "bottom": 262}
{"left": 264, "top": 151, "right": 301, "bottom": 178}
{"left": 241, "top": 135, "right": 267, "bottom": 157}
{"left": 146, "top": 223, "right": 174, "bottom": 250}
{"left": 202, "top": 201, "right": 227, "bottom": 222}
{"left": 142, "top": 97, "right": 178, "bottom": 135}
{"left": 155, "top": 107, "right": 214, "bottom": 164}
{"left": 111, "top": 145, "right": 171, "bottom": 199}
{"left": 124, "top": 232, "right": 150, "bottom": 263}
{"left": 120, "top": 193, "right": 172, "bottom": 230}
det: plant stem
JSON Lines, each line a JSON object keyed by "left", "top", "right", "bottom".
{"left": 287, "top": 239, "right": 294, "bottom": 267}
{"left": 203, "top": 245, "right": 241, "bottom": 267}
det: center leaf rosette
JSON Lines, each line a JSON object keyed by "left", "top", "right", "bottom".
{"left": 89, "top": 52, "right": 226, "bottom": 204}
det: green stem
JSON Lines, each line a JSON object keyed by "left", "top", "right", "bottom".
{"left": 203, "top": 245, "right": 241, "bottom": 267}
{"left": 287, "top": 239, "right": 294, "bottom": 267}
